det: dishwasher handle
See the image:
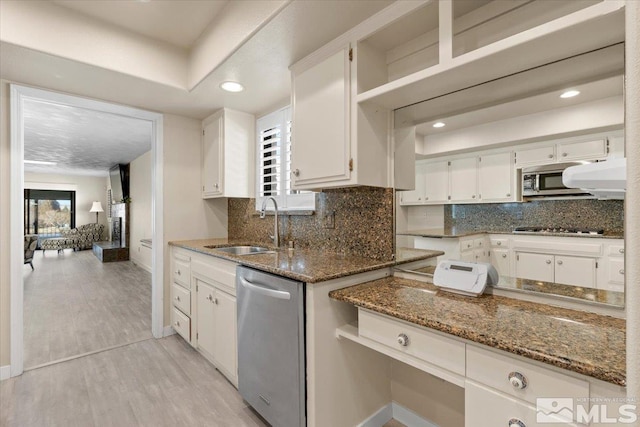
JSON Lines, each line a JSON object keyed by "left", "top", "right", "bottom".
{"left": 239, "top": 276, "right": 291, "bottom": 300}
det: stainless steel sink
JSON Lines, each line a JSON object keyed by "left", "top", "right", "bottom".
{"left": 207, "top": 245, "right": 274, "bottom": 255}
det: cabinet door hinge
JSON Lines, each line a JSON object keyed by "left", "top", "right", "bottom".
{"left": 517, "top": 254, "right": 520, "bottom": 261}
{"left": 606, "top": 139, "right": 610, "bottom": 154}
{"left": 196, "top": 332, "right": 198, "bottom": 340}
{"left": 349, "top": 158, "right": 353, "bottom": 172}
{"left": 596, "top": 261, "right": 599, "bottom": 269}
{"left": 448, "top": 161, "right": 451, "bottom": 166}
{"left": 196, "top": 284, "right": 198, "bottom": 292}
{"left": 202, "top": 129, "right": 205, "bottom": 136}
{"left": 349, "top": 48, "right": 353, "bottom": 62}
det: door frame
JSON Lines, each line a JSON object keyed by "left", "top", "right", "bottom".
{"left": 9, "top": 84, "right": 164, "bottom": 377}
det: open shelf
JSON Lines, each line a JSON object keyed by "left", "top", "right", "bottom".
{"left": 356, "top": 1, "right": 624, "bottom": 110}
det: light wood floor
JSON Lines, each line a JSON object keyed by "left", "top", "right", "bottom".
{"left": 0, "top": 336, "right": 267, "bottom": 427}
{"left": 23, "top": 249, "right": 153, "bottom": 369}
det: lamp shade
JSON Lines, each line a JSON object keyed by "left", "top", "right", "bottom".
{"left": 89, "top": 201, "right": 104, "bottom": 213}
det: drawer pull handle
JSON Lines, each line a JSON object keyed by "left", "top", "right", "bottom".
{"left": 508, "top": 419, "right": 526, "bottom": 427}
{"left": 620, "top": 269, "right": 625, "bottom": 275}
{"left": 397, "top": 333, "right": 409, "bottom": 347}
{"left": 508, "top": 372, "right": 528, "bottom": 390}
{"left": 619, "top": 248, "right": 625, "bottom": 254}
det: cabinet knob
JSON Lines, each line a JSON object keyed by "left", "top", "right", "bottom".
{"left": 418, "top": 197, "right": 422, "bottom": 200}
{"left": 397, "top": 333, "right": 409, "bottom": 347}
{"left": 206, "top": 294, "right": 213, "bottom": 302}
{"left": 546, "top": 260, "right": 552, "bottom": 264}
{"left": 557, "top": 260, "right": 563, "bottom": 265}
{"left": 174, "top": 321, "right": 180, "bottom": 328}
{"left": 506, "top": 193, "right": 511, "bottom": 197}
{"left": 472, "top": 195, "right": 476, "bottom": 199}
{"left": 508, "top": 418, "right": 526, "bottom": 427}
{"left": 177, "top": 270, "right": 181, "bottom": 276}
{"left": 293, "top": 168, "right": 300, "bottom": 177}
{"left": 548, "top": 154, "right": 554, "bottom": 158}
{"left": 497, "top": 241, "right": 502, "bottom": 246}
{"left": 620, "top": 269, "right": 625, "bottom": 275}
{"left": 562, "top": 152, "right": 568, "bottom": 157}
{"left": 214, "top": 298, "right": 219, "bottom": 305}
{"left": 425, "top": 197, "right": 429, "bottom": 200}
{"left": 175, "top": 296, "right": 180, "bottom": 301}
{"left": 502, "top": 254, "right": 507, "bottom": 258}
{"left": 619, "top": 248, "right": 625, "bottom": 254}
{"left": 508, "top": 372, "right": 528, "bottom": 390}
{"left": 214, "top": 183, "right": 219, "bottom": 189}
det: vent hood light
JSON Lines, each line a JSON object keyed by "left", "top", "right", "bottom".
{"left": 433, "top": 122, "right": 445, "bottom": 128}
{"left": 24, "top": 160, "right": 57, "bottom": 165}
{"left": 220, "top": 81, "right": 244, "bottom": 92}
{"left": 560, "top": 90, "right": 580, "bottom": 98}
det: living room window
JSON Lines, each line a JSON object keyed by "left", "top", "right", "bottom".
{"left": 255, "top": 106, "right": 315, "bottom": 211}
{"left": 24, "top": 189, "right": 76, "bottom": 238}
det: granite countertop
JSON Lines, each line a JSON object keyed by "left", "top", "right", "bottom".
{"left": 329, "top": 277, "right": 626, "bottom": 386}
{"left": 398, "top": 228, "right": 624, "bottom": 239}
{"left": 169, "top": 239, "right": 443, "bottom": 283}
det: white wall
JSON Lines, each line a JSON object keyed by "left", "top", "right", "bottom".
{"left": 24, "top": 172, "right": 109, "bottom": 233}
{"left": 1, "top": 81, "right": 11, "bottom": 367}
{"left": 129, "top": 150, "right": 152, "bottom": 272}
{"left": 162, "top": 114, "right": 228, "bottom": 325}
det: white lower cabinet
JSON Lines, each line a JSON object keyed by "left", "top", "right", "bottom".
{"left": 516, "top": 252, "right": 597, "bottom": 288}
{"left": 170, "top": 246, "right": 238, "bottom": 386}
{"left": 515, "top": 252, "right": 555, "bottom": 283}
{"left": 491, "top": 248, "right": 511, "bottom": 276}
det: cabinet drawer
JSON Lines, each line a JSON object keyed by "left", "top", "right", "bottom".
{"left": 460, "top": 238, "right": 475, "bottom": 253}
{"left": 359, "top": 310, "right": 465, "bottom": 376}
{"left": 473, "top": 238, "right": 485, "bottom": 249}
{"left": 608, "top": 245, "right": 625, "bottom": 257}
{"left": 465, "top": 381, "right": 580, "bottom": 427}
{"left": 171, "top": 283, "right": 191, "bottom": 316}
{"left": 171, "top": 306, "right": 191, "bottom": 343}
{"left": 466, "top": 346, "right": 589, "bottom": 408}
{"left": 490, "top": 237, "right": 509, "bottom": 248}
{"left": 172, "top": 258, "right": 191, "bottom": 289}
{"left": 192, "top": 257, "right": 237, "bottom": 294}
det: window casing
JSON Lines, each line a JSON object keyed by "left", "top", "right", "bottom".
{"left": 256, "top": 106, "right": 315, "bottom": 211}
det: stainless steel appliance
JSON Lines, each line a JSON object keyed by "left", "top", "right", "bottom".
{"left": 236, "top": 266, "right": 305, "bottom": 427}
{"left": 522, "top": 162, "right": 594, "bottom": 198}
{"left": 513, "top": 226, "right": 604, "bottom": 235}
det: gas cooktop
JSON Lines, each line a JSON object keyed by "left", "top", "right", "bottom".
{"left": 513, "top": 227, "right": 604, "bottom": 235}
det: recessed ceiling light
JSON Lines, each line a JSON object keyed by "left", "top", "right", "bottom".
{"left": 560, "top": 90, "right": 580, "bottom": 98}
{"left": 24, "top": 160, "right": 57, "bottom": 165}
{"left": 433, "top": 122, "right": 446, "bottom": 128}
{"left": 220, "top": 81, "right": 244, "bottom": 93}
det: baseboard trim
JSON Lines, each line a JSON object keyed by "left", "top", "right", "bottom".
{"left": 0, "top": 365, "right": 11, "bottom": 381}
{"left": 163, "top": 325, "right": 176, "bottom": 338}
{"left": 358, "top": 402, "right": 439, "bottom": 427}
{"left": 357, "top": 403, "right": 393, "bottom": 427}
{"left": 131, "top": 259, "right": 152, "bottom": 273}
{"left": 392, "top": 402, "right": 439, "bottom": 427}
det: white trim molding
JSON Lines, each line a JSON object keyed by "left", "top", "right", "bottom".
{"left": 0, "top": 365, "right": 11, "bottom": 381}
{"left": 9, "top": 84, "right": 164, "bottom": 376}
{"left": 163, "top": 326, "right": 177, "bottom": 338}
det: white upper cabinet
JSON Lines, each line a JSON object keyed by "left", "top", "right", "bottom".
{"left": 201, "top": 109, "right": 254, "bottom": 199}
{"left": 515, "top": 137, "right": 608, "bottom": 167}
{"left": 478, "top": 152, "right": 513, "bottom": 202}
{"left": 514, "top": 145, "right": 555, "bottom": 167}
{"left": 449, "top": 157, "right": 477, "bottom": 203}
{"left": 291, "top": 45, "right": 351, "bottom": 188}
{"left": 399, "top": 162, "right": 426, "bottom": 205}
{"left": 557, "top": 138, "right": 607, "bottom": 161}
{"left": 423, "top": 160, "right": 449, "bottom": 204}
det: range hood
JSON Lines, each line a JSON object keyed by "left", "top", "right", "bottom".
{"left": 562, "top": 158, "right": 626, "bottom": 200}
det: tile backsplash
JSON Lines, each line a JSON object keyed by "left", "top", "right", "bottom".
{"left": 228, "top": 187, "right": 394, "bottom": 260}
{"left": 444, "top": 199, "right": 624, "bottom": 234}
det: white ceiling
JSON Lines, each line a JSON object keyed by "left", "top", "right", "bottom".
{"left": 23, "top": 99, "right": 152, "bottom": 176}
{"left": 0, "top": 0, "right": 393, "bottom": 119}
{"left": 52, "top": 0, "right": 228, "bottom": 49}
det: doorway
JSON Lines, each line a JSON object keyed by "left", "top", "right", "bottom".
{"left": 10, "top": 85, "right": 165, "bottom": 377}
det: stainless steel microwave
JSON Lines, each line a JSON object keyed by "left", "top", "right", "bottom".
{"left": 522, "top": 162, "right": 593, "bottom": 198}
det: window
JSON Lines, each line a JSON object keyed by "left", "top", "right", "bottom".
{"left": 24, "top": 189, "right": 76, "bottom": 238}
{"left": 256, "top": 106, "right": 315, "bottom": 211}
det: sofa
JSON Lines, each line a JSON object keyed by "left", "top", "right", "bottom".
{"left": 41, "top": 223, "right": 105, "bottom": 252}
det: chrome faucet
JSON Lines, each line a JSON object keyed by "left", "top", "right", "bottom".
{"left": 260, "top": 197, "right": 279, "bottom": 247}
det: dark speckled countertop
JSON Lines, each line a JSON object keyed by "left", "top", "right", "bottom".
{"left": 169, "top": 239, "right": 443, "bottom": 283}
{"left": 329, "top": 277, "right": 626, "bottom": 386}
{"left": 398, "top": 227, "right": 624, "bottom": 239}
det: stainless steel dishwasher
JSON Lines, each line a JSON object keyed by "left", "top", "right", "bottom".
{"left": 236, "top": 266, "right": 305, "bottom": 427}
